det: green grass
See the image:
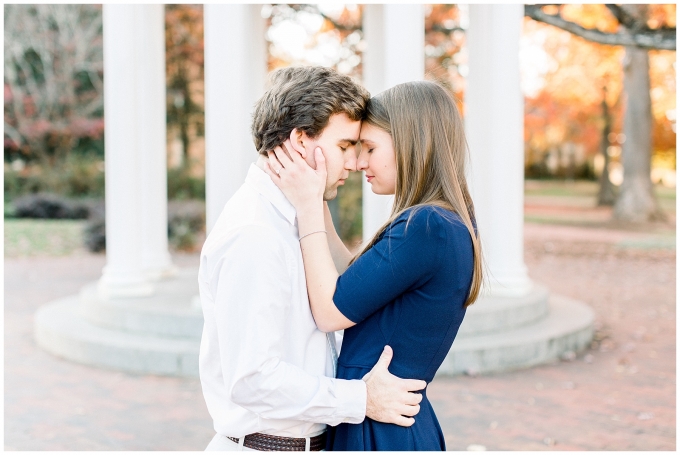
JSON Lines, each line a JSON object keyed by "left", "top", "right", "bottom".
{"left": 4, "top": 219, "right": 87, "bottom": 257}
{"left": 617, "top": 236, "right": 676, "bottom": 250}
{"left": 655, "top": 185, "right": 676, "bottom": 200}
{"left": 523, "top": 215, "right": 603, "bottom": 227}
{"left": 524, "top": 180, "right": 601, "bottom": 197}
{"left": 525, "top": 179, "right": 676, "bottom": 214}
{"left": 525, "top": 179, "right": 676, "bottom": 200}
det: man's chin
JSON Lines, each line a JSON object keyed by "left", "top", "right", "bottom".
{"left": 322, "top": 188, "right": 338, "bottom": 201}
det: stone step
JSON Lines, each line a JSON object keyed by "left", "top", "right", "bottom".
{"left": 80, "top": 268, "right": 203, "bottom": 339}
{"left": 436, "top": 294, "right": 595, "bottom": 376}
{"left": 80, "top": 269, "right": 549, "bottom": 339}
{"left": 457, "top": 285, "right": 550, "bottom": 337}
{"left": 35, "top": 296, "right": 199, "bottom": 377}
{"left": 36, "top": 286, "right": 593, "bottom": 378}
{"left": 80, "top": 271, "right": 551, "bottom": 341}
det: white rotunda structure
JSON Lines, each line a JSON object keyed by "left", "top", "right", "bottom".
{"left": 35, "top": 4, "right": 594, "bottom": 377}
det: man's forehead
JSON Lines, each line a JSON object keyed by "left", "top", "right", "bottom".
{"left": 321, "top": 113, "right": 361, "bottom": 143}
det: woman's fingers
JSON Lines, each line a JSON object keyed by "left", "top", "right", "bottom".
{"left": 263, "top": 162, "right": 279, "bottom": 181}
{"left": 313, "top": 147, "right": 325, "bottom": 172}
{"left": 267, "top": 151, "right": 284, "bottom": 175}
{"left": 272, "top": 144, "right": 294, "bottom": 169}
{"left": 283, "top": 138, "right": 306, "bottom": 159}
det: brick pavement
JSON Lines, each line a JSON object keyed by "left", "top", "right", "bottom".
{"left": 4, "top": 252, "right": 213, "bottom": 451}
{"left": 4, "top": 225, "right": 676, "bottom": 450}
{"left": 429, "top": 224, "right": 676, "bottom": 451}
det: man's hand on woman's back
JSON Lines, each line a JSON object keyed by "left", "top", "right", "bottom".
{"left": 363, "top": 346, "right": 426, "bottom": 427}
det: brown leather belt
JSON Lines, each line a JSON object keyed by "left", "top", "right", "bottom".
{"left": 227, "top": 431, "right": 327, "bottom": 451}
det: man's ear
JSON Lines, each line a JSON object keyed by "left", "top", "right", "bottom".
{"left": 288, "top": 128, "right": 308, "bottom": 159}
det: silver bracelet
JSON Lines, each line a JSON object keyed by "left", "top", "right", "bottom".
{"left": 299, "top": 230, "right": 327, "bottom": 241}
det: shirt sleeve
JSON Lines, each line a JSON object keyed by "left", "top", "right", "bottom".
{"left": 210, "top": 225, "right": 366, "bottom": 426}
{"left": 334, "top": 208, "right": 445, "bottom": 324}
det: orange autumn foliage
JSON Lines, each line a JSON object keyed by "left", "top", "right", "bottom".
{"left": 523, "top": 4, "right": 676, "bottom": 173}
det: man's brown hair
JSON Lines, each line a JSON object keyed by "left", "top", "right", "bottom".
{"left": 251, "top": 66, "right": 370, "bottom": 155}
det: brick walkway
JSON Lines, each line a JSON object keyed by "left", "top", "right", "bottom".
{"left": 4, "top": 224, "right": 675, "bottom": 450}
{"left": 430, "top": 223, "right": 676, "bottom": 450}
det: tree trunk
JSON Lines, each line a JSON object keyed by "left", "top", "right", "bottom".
{"left": 613, "top": 44, "right": 663, "bottom": 222}
{"left": 597, "top": 86, "right": 616, "bottom": 206}
{"left": 613, "top": 5, "right": 664, "bottom": 222}
{"left": 177, "top": 64, "right": 191, "bottom": 168}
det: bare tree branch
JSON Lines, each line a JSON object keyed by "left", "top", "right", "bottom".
{"left": 429, "top": 24, "right": 466, "bottom": 34}
{"left": 4, "top": 5, "right": 104, "bottom": 160}
{"left": 524, "top": 4, "right": 676, "bottom": 50}
{"left": 605, "top": 4, "right": 638, "bottom": 30}
{"left": 288, "top": 4, "right": 361, "bottom": 31}
{"left": 4, "top": 122, "right": 24, "bottom": 149}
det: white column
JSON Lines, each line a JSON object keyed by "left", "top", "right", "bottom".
{"left": 361, "top": 4, "right": 424, "bottom": 241}
{"left": 137, "top": 5, "right": 175, "bottom": 280}
{"left": 465, "top": 5, "right": 532, "bottom": 297}
{"left": 99, "top": 4, "right": 164, "bottom": 299}
{"left": 204, "top": 4, "right": 267, "bottom": 233}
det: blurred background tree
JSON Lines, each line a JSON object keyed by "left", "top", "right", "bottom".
{"left": 4, "top": 5, "right": 104, "bottom": 165}
{"left": 424, "top": 5, "right": 467, "bottom": 101}
{"left": 525, "top": 4, "right": 676, "bottom": 221}
{"left": 4, "top": 5, "right": 105, "bottom": 199}
{"left": 4, "top": 4, "right": 676, "bottom": 247}
{"left": 165, "top": 4, "right": 206, "bottom": 200}
{"left": 165, "top": 5, "right": 204, "bottom": 175}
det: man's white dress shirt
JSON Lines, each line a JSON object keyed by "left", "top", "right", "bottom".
{"left": 198, "top": 164, "right": 367, "bottom": 439}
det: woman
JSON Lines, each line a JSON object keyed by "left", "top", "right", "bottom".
{"left": 265, "top": 81, "right": 483, "bottom": 451}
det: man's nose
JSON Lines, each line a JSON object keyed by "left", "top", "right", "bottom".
{"left": 345, "top": 150, "right": 358, "bottom": 171}
{"left": 356, "top": 150, "right": 368, "bottom": 171}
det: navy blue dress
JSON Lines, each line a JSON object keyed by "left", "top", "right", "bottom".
{"left": 328, "top": 206, "right": 474, "bottom": 451}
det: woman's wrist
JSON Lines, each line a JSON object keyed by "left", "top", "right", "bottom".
{"left": 296, "top": 201, "right": 325, "bottom": 236}
{"left": 297, "top": 200, "right": 324, "bottom": 220}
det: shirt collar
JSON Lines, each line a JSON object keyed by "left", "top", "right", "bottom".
{"left": 245, "top": 163, "right": 297, "bottom": 226}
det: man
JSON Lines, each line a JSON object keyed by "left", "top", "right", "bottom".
{"left": 198, "top": 66, "right": 425, "bottom": 451}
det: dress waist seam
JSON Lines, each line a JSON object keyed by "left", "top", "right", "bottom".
{"left": 336, "top": 362, "right": 373, "bottom": 369}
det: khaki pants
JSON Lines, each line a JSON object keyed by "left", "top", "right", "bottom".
{"left": 206, "top": 434, "right": 257, "bottom": 451}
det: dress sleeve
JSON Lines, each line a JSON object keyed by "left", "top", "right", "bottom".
{"left": 211, "top": 226, "right": 366, "bottom": 426}
{"left": 334, "top": 208, "right": 445, "bottom": 324}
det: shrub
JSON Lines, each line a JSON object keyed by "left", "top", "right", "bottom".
{"left": 83, "top": 217, "right": 106, "bottom": 252}
{"left": 4, "top": 168, "right": 46, "bottom": 201}
{"left": 59, "top": 154, "right": 105, "bottom": 197}
{"left": 4, "top": 155, "right": 105, "bottom": 200}
{"left": 12, "top": 193, "right": 90, "bottom": 219}
{"left": 83, "top": 199, "right": 206, "bottom": 253}
{"left": 167, "top": 166, "right": 205, "bottom": 200}
{"left": 168, "top": 199, "right": 206, "bottom": 250}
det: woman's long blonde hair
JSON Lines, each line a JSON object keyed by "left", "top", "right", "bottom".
{"left": 353, "top": 81, "right": 483, "bottom": 307}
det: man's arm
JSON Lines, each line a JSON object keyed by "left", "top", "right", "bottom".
{"left": 212, "top": 225, "right": 364, "bottom": 426}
